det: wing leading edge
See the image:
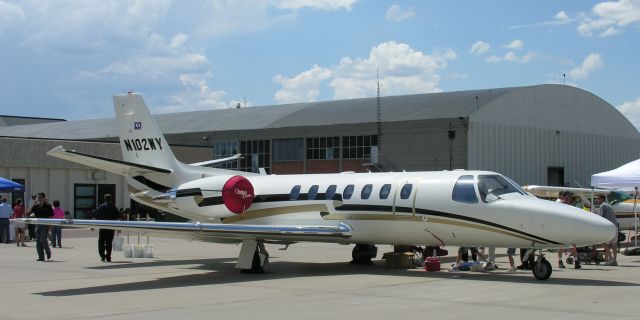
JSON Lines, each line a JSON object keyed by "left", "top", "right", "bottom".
{"left": 15, "top": 218, "right": 353, "bottom": 242}
{"left": 47, "top": 146, "right": 171, "bottom": 176}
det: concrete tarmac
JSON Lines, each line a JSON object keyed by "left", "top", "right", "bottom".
{"left": 1, "top": 229, "right": 638, "bottom": 320}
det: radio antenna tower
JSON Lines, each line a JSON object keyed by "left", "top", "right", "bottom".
{"left": 376, "top": 68, "right": 382, "bottom": 159}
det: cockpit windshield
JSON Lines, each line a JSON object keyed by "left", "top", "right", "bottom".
{"left": 478, "top": 174, "right": 526, "bottom": 202}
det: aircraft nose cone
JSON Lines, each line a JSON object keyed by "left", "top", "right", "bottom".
{"left": 572, "top": 213, "right": 617, "bottom": 247}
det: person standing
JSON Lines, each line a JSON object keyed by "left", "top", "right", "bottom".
{"left": 12, "top": 198, "right": 26, "bottom": 246}
{"left": 29, "top": 193, "right": 54, "bottom": 261}
{"left": 596, "top": 195, "right": 619, "bottom": 266}
{"left": 94, "top": 194, "right": 120, "bottom": 262}
{"left": 50, "top": 200, "right": 64, "bottom": 248}
{"left": 27, "top": 194, "right": 37, "bottom": 240}
{"left": 0, "top": 197, "right": 13, "bottom": 244}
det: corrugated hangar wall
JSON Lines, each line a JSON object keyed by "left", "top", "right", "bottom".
{"left": 468, "top": 85, "right": 640, "bottom": 186}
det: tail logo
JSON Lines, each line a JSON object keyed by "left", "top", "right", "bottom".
{"left": 134, "top": 122, "right": 142, "bottom": 130}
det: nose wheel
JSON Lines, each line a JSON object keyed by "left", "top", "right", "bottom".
{"left": 532, "top": 252, "right": 552, "bottom": 280}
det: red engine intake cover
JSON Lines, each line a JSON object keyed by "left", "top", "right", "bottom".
{"left": 221, "top": 175, "right": 255, "bottom": 214}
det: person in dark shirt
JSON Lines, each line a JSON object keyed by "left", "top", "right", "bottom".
{"left": 28, "top": 192, "right": 53, "bottom": 261}
{"left": 94, "top": 194, "right": 120, "bottom": 262}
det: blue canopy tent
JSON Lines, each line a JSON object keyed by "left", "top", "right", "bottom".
{"left": 0, "top": 177, "right": 24, "bottom": 192}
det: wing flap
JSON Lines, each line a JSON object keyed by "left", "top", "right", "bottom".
{"left": 15, "top": 218, "right": 353, "bottom": 242}
{"left": 47, "top": 146, "right": 171, "bottom": 176}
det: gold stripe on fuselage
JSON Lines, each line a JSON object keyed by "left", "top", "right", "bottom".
{"left": 221, "top": 204, "right": 330, "bottom": 223}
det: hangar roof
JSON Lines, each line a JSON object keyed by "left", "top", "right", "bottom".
{"left": 0, "top": 84, "right": 636, "bottom": 140}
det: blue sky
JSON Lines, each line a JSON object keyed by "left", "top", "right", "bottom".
{"left": 1, "top": 0, "right": 640, "bottom": 129}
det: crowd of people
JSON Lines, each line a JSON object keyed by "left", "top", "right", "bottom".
{"left": 1, "top": 192, "right": 121, "bottom": 263}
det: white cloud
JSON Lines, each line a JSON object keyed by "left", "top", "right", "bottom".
{"left": 81, "top": 34, "right": 209, "bottom": 79}
{"left": 502, "top": 39, "right": 524, "bottom": 50}
{"left": 385, "top": 5, "right": 415, "bottom": 22}
{"left": 567, "top": 53, "right": 603, "bottom": 79}
{"left": 273, "top": 41, "right": 457, "bottom": 103}
{"left": 19, "top": 0, "right": 172, "bottom": 53}
{"left": 485, "top": 51, "right": 536, "bottom": 63}
{"left": 275, "top": 0, "right": 359, "bottom": 11}
{"left": 470, "top": 41, "right": 490, "bottom": 56}
{"left": 578, "top": 0, "right": 640, "bottom": 37}
{"left": 617, "top": 97, "right": 640, "bottom": 130}
{"left": 0, "top": 1, "right": 25, "bottom": 37}
{"left": 508, "top": 10, "right": 575, "bottom": 29}
{"left": 157, "top": 73, "right": 229, "bottom": 113}
{"left": 554, "top": 11, "right": 572, "bottom": 24}
{"left": 274, "top": 65, "right": 332, "bottom": 103}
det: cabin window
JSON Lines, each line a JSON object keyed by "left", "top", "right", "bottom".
{"left": 308, "top": 185, "right": 319, "bottom": 200}
{"left": 379, "top": 184, "right": 392, "bottom": 199}
{"left": 452, "top": 175, "right": 478, "bottom": 204}
{"left": 400, "top": 184, "right": 413, "bottom": 199}
{"left": 361, "top": 184, "right": 373, "bottom": 199}
{"left": 290, "top": 185, "right": 301, "bottom": 200}
{"left": 343, "top": 184, "right": 355, "bottom": 200}
{"left": 325, "top": 185, "right": 337, "bottom": 200}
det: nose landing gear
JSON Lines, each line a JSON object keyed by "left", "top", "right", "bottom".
{"left": 526, "top": 248, "right": 552, "bottom": 280}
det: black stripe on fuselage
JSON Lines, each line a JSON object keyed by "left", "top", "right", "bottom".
{"left": 195, "top": 193, "right": 343, "bottom": 206}
{"left": 131, "top": 176, "right": 172, "bottom": 193}
{"left": 335, "top": 204, "right": 560, "bottom": 245}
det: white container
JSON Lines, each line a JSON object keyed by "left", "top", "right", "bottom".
{"left": 123, "top": 244, "right": 134, "bottom": 258}
{"left": 142, "top": 244, "right": 154, "bottom": 258}
{"left": 133, "top": 244, "right": 144, "bottom": 258}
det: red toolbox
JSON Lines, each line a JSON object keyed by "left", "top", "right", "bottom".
{"left": 425, "top": 256, "right": 441, "bottom": 272}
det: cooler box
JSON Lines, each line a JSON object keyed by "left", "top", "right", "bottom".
{"left": 425, "top": 256, "right": 440, "bottom": 271}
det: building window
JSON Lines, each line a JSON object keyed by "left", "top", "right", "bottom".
{"left": 240, "top": 140, "right": 271, "bottom": 173}
{"left": 379, "top": 184, "right": 392, "bottom": 199}
{"left": 306, "top": 137, "right": 340, "bottom": 160}
{"left": 361, "top": 184, "right": 373, "bottom": 199}
{"left": 342, "top": 135, "right": 377, "bottom": 159}
{"left": 273, "top": 138, "right": 304, "bottom": 161}
{"left": 74, "top": 183, "right": 116, "bottom": 219}
{"left": 213, "top": 141, "right": 239, "bottom": 169}
{"left": 343, "top": 184, "right": 355, "bottom": 200}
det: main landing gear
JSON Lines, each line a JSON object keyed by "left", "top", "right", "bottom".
{"left": 524, "top": 248, "right": 552, "bottom": 280}
{"left": 236, "top": 240, "right": 269, "bottom": 273}
{"left": 351, "top": 244, "right": 378, "bottom": 265}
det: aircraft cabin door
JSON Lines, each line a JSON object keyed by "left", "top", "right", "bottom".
{"left": 392, "top": 178, "right": 421, "bottom": 217}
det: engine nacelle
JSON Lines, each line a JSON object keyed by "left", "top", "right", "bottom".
{"left": 221, "top": 175, "right": 255, "bottom": 214}
{"left": 175, "top": 175, "right": 255, "bottom": 216}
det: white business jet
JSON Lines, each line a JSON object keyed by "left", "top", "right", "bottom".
{"left": 19, "top": 93, "right": 615, "bottom": 280}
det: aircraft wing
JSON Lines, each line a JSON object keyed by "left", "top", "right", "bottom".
{"left": 524, "top": 185, "right": 613, "bottom": 198}
{"left": 47, "top": 146, "right": 171, "bottom": 176}
{"left": 15, "top": 218, "right": 353, "bottom": 242}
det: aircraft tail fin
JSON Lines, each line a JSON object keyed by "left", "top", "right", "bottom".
{"left": 114, "top": 93, "right": 180, "bottom": 172}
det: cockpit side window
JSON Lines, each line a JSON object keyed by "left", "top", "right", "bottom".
{"left": 452, "top": 175, "right": 478, "bottom": 204}
{"left": 478, "top": 175, "right": 525, "bottom": 202}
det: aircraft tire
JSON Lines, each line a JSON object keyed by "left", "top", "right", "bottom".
{"left": 351, "top": 244, "right": 377, "bottom": 265}
{"left": 532, "top": 258, "right": 552, "bottom": 280}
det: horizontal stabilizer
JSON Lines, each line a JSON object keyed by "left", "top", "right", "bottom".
{"left": 14, "top": 218, "right": 353, "bottom": 242}
{"left": 47, "top": 146, "right": 172, "bottom": 176}
{"left": 190, "top": 154, "right": 243, "bottom": 167}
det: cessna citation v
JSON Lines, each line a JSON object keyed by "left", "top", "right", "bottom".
{"left": 18, "top": 93, "right": 615, "bottom": 281}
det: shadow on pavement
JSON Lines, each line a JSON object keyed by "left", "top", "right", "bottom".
{"left": 36, "top": 258, "right": 640, "bottom": 296}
